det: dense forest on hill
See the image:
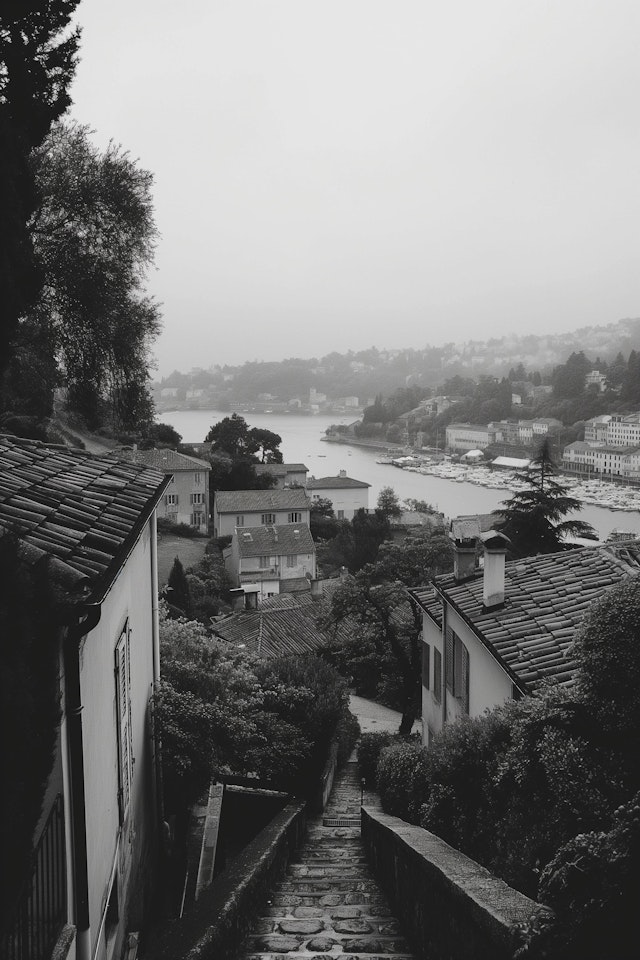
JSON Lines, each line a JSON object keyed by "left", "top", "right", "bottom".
{"left": 156, "top": 318, "right": 640, "bottom": 408}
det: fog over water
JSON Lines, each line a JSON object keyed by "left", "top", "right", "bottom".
{"left": 163, "top": 410, "right": 640, "bottom": 542}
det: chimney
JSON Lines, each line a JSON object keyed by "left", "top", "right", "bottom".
{"left": 449, "top": 518, "right": 479, "bottom": 582}
{"left": 229, "top": 588, "right": 245, "bottom": 611}
{"left": 339, "top": 469, "right": 347, "bottom": 478}
{"left": 481, "top": 531, "right": 510, "bottom": 610}
{"left": 245, "top": 588, "right": 259, "bottom": 610}
{"left": 310, "top": 578, "right": 323, "bottom": 598}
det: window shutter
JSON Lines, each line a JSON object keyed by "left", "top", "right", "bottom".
{"left": 115, "top": 623, "right": 133, "bottom": 823}
{"left": 445, "top": 627, "right": 454, "bottom": 692}
{"left": 461, "top": 644, "right": 470, "bottom": 714}
{"left": 433, "top": 648, "right": 442, "bottom": 704}
{"left": 421, "top": 642, "right": 430, "bottom": 690}
{"left": 454, "top": 635, "right": 464, "bottom": 698}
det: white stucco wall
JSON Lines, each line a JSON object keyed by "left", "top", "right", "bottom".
{"left": 79, "top": 521, "right": 156, "bottom": 960}
{"left": 215, "top": 506, "right": 310, "bottom": 538}
{"left": 161, "top": 468, "right": 209, "bottom": 531}
{"left": 421, "top": 603, "right": 514, "bottom": 744}
{"left": 309, "top": 486, "right": 368, "bottom": 520}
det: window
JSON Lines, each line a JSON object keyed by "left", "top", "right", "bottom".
{"left": 115, "top": 622, "right": 133, "bottom": 822}
{"left": 288, "top": 511, "right": 302, "bottom": 523}
{"left": 190, "top": 493, "right": 204, "bottom": 504}
{"left": 337, "top": 510, "right": 344, "bottom": 520}
{"left": 259, "top": 556, "right": 270, "bottom": 569}
{"left": 445, "top": 626, "right": 469, "bottom": 714}
{"left": 433, "top": 648, "right": 442, "bottom": 704}
{"left": 286, "top": 555, "right": 297, "bottom": 568}
{"left": 236, "top": 515, "right": 244, "bottom": 527}
{"left": 165, "top": 493, "right": 178, "bottom": 506}
{"left": 421, "top": 642, "right": 430, "bottom": 690}
{"left": 190, "top": 513, "right": 205, "bottom": 527}
{"left": 261, "top": 513, "right": 276, "bottom": 525}
{"left": 194, "top": 471, "right": 202, "bottom": 484}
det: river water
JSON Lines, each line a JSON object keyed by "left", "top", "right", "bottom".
{"left": 162, "top": 409, "right": 640, "bottom": 542}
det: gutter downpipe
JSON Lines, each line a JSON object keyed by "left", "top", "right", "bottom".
{"left": 63, "top": 603, "right": 102, "bottom": 960}
{"left": 150, "top": 510, "right": 165, "bottom": 828}
{"left": 441, "top": 593, "right": 448, "bottom": 731}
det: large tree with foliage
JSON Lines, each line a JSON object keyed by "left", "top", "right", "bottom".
{"left": 327, "top": 533, "right": 452, "bottom": 734}
{"left": 497, "top": 438, "right": 596, "bottom": 558}
{"left": 0, "top": 2, "right": 80, "bottom": 396}
{"left": 8, "top": 121, "right": 161, "bottom": 428}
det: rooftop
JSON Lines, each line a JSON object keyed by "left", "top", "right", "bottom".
{"left": 410, "top": 541, "right": 640, "bottom": 692}
{"left": 237, "top": 523, "right": 315, "bottom": 557}
{"left": 115, "top": 447, "right": 211, "bottom": 472}
{"left": 307, "top": 475, "right": 370, "bottom": 489}
{"left": 254, "top": 462, "right": 309, "bottom": 476}
{"left": 0, "top": 435, "right": 169, "bottom": 603}
{"left": 215, "top": 488, "right": 311, "bottom": 513}
{"left": 212, "top": 594, "right": 328, "bottom": 657}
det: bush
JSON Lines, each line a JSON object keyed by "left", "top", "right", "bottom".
{"left": 376, "top": 740, "right": 428, "bottom": 822}
{"left": 358, "top": 732, "right": 396, "bottom": 782}
{"left": 157, "top": 517, "right": 202, "bottom": 538}
{"left": 515, "top": 791, "right": 640, "bottom": 960}
{"left": 337, "top": 711, "right": 361, "bottom": 765}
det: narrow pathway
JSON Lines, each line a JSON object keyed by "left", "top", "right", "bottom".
{"left": 242, "top": 761, "right": 415, "bottom": 960}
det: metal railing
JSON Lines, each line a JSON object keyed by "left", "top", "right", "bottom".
{"left": 1, "top": 794, "right": 66, "bottom": 960}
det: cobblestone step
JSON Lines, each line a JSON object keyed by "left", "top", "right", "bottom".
{"left": 238, "top": 761, "right": 415, "bottom": 960}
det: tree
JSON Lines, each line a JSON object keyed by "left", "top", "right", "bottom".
{"left": 377, "top": 486, "right": 402, "bottom": 519}
{"left": 328, "top": 533, "right": 453, "bottom": 734}
{"left": 551, "top": 351, "right": 592, "bottom": 399}
{"left": 497, "top": 438, "right": 596, "bottom": 558}
{"left": 143, "top": 422, "right": 182, "bottom": 449}
{"left": 620, "top": 350, "right": 640, "bottom": 405}
{"left": 573, "top": 574, "right": 640, "bottom": 773}
{"left": 0, "top": 2, "right": 81, "bottom": 395}
{"left": 17, "top": 122, "right": 161, "bottom": 428}
{"left": 310, "top": 497, "right": 341, "bottom": 541}
{"left": 167, "top": 557, "right": 191, "bottom": 615}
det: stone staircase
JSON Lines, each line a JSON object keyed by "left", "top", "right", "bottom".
{"left": 241, "top": 762, "right": 415, "bottom": 960}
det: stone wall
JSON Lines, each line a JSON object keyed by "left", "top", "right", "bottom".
{"left": 361, "top": 807, "right": 539, "bottom": 960}
{"left": 148, "top": 802, "right": 306, "bottom": 960}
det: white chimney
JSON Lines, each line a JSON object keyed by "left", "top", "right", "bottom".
{"left": 449, "top": 518, "right": 480, "bottom": 582}
{"left": 481, "top": 531, "right": 510, "bottom": 610}
{"left": 339, "top": 469, "right": 347, "bottom": 478}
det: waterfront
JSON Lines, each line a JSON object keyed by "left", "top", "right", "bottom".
{"left": 163, "top": 409, "right": 640, "bottom": 542}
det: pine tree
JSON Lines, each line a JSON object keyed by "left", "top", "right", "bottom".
{"left": 497, "top": 438, "right": 596, "bottom": 558}
{"left": 167, "top": 557, "right": 191, "bottom": 615}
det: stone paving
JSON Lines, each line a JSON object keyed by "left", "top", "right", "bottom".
{"left": 241, "top": 761, "right": 415, "bottom": 960}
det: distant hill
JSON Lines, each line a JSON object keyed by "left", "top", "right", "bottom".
{"left": 154, "top": 317, "right": 640, "bottom": 409}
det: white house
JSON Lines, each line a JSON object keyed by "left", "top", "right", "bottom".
{"left": 306, "top": 471, "right": 371, "bottom": 520}
{"left": 213, "top": 488, "right": 311, "bottom": 539}
{"left": 410, "top": 520, "right": 640, "bottom": 746}
{"left": 227, "top": 523, "right": 317, "bottom": 601}
{"left": 253, "top": 462, "right": 309, "bottom": 489}
{"left": 117, "top": 447, "right": 211, "bottom": 532}
{"left": 445, "top": 423, "right": 494, "bottom": 453}
{"left": 0, "top": 436, "right": 170, "bottom": 960}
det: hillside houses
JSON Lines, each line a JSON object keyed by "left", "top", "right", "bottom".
{"left": 116, "top": 447, "right": 211, "bottom": 532}
{"left": 229, "top": 523, "right": 317, "bottom": 601}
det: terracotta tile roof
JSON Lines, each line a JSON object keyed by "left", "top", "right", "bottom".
{"left": 254, "top": 463, "right": 309, "bottom": 476}
{"left": 212, "top": 597, "right": 329, "bottom": 657}
{"left": 307, "top": 475, "right": 370, "bottom": 489}
{"left": 236, "top": 523, "right": 315, "bottom": 557}
{"left": 115, "top": 447, "right": 211, "bottom": 472}
{"left": 215, "top": 489, "right": 311, "bottom": 513}
{"left": 410, "top": 542, "right": 640, "bottom": 693}
{"left": 0, "top": 435, "right": 170, "bottom": 603}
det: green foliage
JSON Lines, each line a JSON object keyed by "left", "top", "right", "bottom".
{"left": 157, "top": 517, "right": 200, "bottom": 538}
{"left": 155, "top": 608, "right": 354, "bottom": 810}
{"left": 167, "top": 557, "right": 191, "bottom": 614}
{"left": 0, "top": 538, "right": 61, "bottom": 926}
{"left": 358, "top": 732, "right": 396, "bottom": 782}
{"left": 22, "top": 122, "right": 161, "bottom": 429}
{"left": 374, "top": 685, "right": 627, "bottom": 898}
{"left": 327, "top": 533, "right": 452, "bottom": 733}
{"left": 144, "top": 422, "right": 182, "bottom": 448}
{"left": 497, "top": 438, "right": 596, "bottom": 558}
{"left": 0, "top": 2, "right": 81, "bottom": 390}
{"left": 516, "top": 793, "right": 640, "bottom": 960}
{"left": 376, "top": 486, "right": 402, "bottom": 519}
{"left": 574, "top": 575, "right": 640, "bottom": 773}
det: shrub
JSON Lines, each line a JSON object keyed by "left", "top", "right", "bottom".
{"left": 157, "top": 517, "right": 201, "bottom": 538}
{"left": 376, "top": 740, "right": 428, "bottom": 822}
{"left": 358, "top": 732, "right": 396, "bottom": 783}
{"left": 337, "top": 711, "right": 361, "bottom": 765}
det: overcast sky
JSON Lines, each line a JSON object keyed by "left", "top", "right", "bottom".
{"left": 69, "top": 0, "right": 640, "bottom": 377}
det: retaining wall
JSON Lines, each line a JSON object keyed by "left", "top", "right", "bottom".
{"left": 361, "top": 807, "right": 540, "bottom": 960}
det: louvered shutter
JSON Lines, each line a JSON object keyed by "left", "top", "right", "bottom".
{"left": 115, "top": 624, "right": 133, "bottom": 822}
{"left": 421, "top": 642, "right": 430, "bottom": 690}
{"left": 461, "top": 644, "right": 470, "bottom": 714}
{"left": 445, "top": 627, "right": 454, "bottom": 692}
